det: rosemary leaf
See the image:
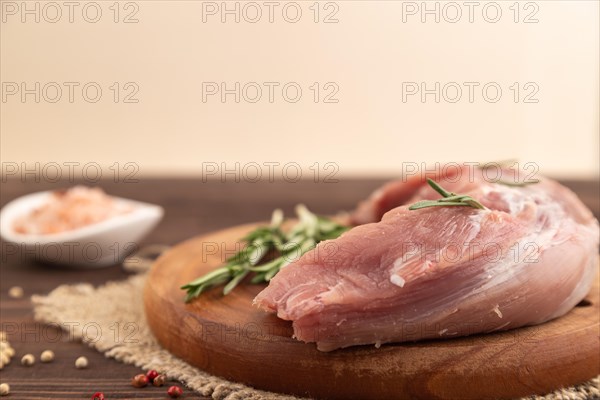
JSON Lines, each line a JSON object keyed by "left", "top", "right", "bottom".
{"left": 495, "top": 178, "right": 540, "bottom": 187}
{"left": 223, "top": 270, "right": 250, "bottom": 295}
{"left": 250, "top": 272, "right": 267, "bottom": 284}
{"left": 426, "top": 178, "right": 453, "bottom": 198}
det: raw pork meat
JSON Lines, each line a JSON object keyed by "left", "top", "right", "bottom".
{"left": 254, "top": 167, "right": 599, "bottom": 351}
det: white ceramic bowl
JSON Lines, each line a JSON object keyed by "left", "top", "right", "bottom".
{"left": 0, "top": 190, "right": 164, "bottom": 268}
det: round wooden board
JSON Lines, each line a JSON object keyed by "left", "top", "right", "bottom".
{"left": 144, "top": 223, "right": 599, "bottom": 400}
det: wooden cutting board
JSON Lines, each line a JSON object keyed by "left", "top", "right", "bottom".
{"left": 144, "top": 223, "right": 599, "bottom": 400}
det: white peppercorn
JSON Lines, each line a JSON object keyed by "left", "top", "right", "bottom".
{"left": 75, "top": 356, "right": 88, "bottom": 369}
{"left": 40, "top": 350, "right": 54, "bottom": 363}
{"left": 21, "top": 353, "right": 35, "bottom": 366}
{"left": 8, "top": 286, "right": 24, "bottom": 299}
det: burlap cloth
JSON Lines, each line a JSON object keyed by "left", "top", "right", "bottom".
{"left": 31, "top": 274, "right": 599, "bottom": 400}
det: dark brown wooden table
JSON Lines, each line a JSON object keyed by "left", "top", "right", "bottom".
{"left": 1, "top": 178, "right": 598, "bottom": 399}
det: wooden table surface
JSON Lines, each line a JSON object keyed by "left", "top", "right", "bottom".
{"left": 1, "top": 178, "right": 598, "bottom": 399}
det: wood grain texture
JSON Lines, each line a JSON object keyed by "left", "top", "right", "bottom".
{"left": 1, "top": 178, "right": 598, "bottom": 399}
{"left": 144, "top": 223, "right": 600, "bottom": 400}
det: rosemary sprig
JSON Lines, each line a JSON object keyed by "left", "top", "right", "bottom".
{"left": 408, "top": 179, "right": 488, "bottom": 211}
{"left": 479, "top": 159, "right": 518, "bottom": 170}
{"left": 479, "top": 159, "right": 541, "bottom": 186}
{"left": 181, "top": 205, "right": 348, "bottom": 302}
{"left": 495, "top": 178, "right": 540, "bottom": 187}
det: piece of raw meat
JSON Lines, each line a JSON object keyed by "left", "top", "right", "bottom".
{"left": 254, "top": 167, "right": 599, "bottom": 351}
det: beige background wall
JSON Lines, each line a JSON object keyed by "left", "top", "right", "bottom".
{"left": 1, "top": 1, "right": 598, "bottom": 179}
